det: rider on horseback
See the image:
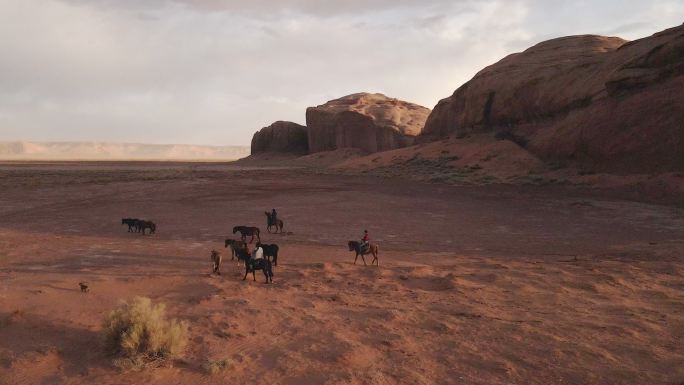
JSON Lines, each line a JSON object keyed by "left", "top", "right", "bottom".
{"left": 252, "top": 243, "right": 264, "bottom": 261}
{"left": 271, "top": 208, "right": 278, "bottom": 227}
{"left": 361, "top": 230, "right": 369, "bottom": 252}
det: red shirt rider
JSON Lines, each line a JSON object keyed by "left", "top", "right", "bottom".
{"left": 362, "top": 230, "right": 369, "bottom": 243}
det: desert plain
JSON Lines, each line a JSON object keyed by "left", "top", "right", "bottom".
{"left": 0, "top": 162, "right": 682, "bottom": 385}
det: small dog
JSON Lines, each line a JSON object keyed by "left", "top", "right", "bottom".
{"left": 210, "top": 249, "right": 222, "bottom": 275}
{"left": 79, "top": 282, "right": 89, "bottom": 293}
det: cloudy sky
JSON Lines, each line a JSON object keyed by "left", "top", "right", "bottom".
{"left": 0, "top": 1, "right": 682, "bottom": 145}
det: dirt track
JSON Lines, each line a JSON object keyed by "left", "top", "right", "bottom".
{"left": 0, "top": 162, "right": 683, "bottom": 385}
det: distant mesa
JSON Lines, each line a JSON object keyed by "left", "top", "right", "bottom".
{"left": 0, "top": 141, "right": 250, "bottom": 161}
{"left": 421, "top": 24, "right": 684, "bottom": 173}
{"left": 250, "top": 121, "right": 308, "bottom": 155}
{"left": 306, "top": 93, "right": 431, "bottom": 154}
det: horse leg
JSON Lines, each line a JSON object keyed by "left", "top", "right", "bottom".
{"left": 253, "top": 270, "right": 256, "bottom": 282}
{"left": 354, "top": 253, "right": 358, "bottom": 264}
{"left": 361, "top": 254, "right": 367, "bottom": 266}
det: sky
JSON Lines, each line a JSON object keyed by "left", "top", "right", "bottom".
{"left": 0, "top": 1, "right": 682, "bottom": 146}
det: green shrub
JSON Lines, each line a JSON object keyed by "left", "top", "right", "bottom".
{"left": 102, "top": 297, "right": 188, "bottom": 365}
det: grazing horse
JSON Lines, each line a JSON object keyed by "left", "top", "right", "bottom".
{"left": 264, "top": 212, "right": 284, "bottom": 234}
{"left": 255, "top": 242, "right": 279, "bottom": 266}
{"left": 233, "top": 226, "right": 260, "bottom": 243}
{"left": 139, "top": 220, "right": 156, "bottom": 235}
{"left": 210, "top": 250, "right": 222, "bottom": 275}
{"left": 243, "top": 257, "right": 273, "bottom": 283}
{"left": 348, "top": 241, "right": 379, "bottom": 266}
{"left": 224, "top": 239, "right": 248, "bottom": 260}
{"left": 121, "top": 218, "right": 139, "bottom": 232}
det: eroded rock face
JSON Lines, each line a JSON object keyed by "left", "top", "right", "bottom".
{"left": 250, "top": 121, "right": 308, "bottom": 155}
{"left": 306, "top": 93, "right": 431, "bottom": 154}
{"left": 422, "top": 24, "right": 684, "bottom": 173}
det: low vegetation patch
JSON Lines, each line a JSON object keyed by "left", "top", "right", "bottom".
{"left": 102, "top": 297, "right": 188, "bottom": 368}
{"left": 202, "top": 358, "right": 232, "bottom": 375}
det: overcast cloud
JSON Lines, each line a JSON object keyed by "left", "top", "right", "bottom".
{"left": 0, "top": 0, "right": 682, "bottom": 145}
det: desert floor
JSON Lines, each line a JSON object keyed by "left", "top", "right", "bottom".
{"left": 0, "top": 162, "right": 682, "bottom": 385}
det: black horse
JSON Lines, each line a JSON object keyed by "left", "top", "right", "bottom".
{"left": 255, "top": 242, "right": 279, "bottom": 266}
{"left": 138, "top": 220, "right": 156, "bottom": 235}
{"left": 243, "top": 257, "right": 273, "bottom": 283}
{"left": 233, "top": 244, "right": 252, "bottom": 266}
{"left": 233, "top": 226, "right": 260, "bottom": 243}
{"left": 121, "top": 218, "right": 139, "bottom": 232}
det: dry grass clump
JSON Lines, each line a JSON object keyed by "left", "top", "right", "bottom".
{"left": 202, "top": 358, "right": 232, "bottom": 375}
{"left": 102, "top": 297, "right": 188, "bottom": 368}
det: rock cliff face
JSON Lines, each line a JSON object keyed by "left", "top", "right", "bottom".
{"left": 306, "top": 93, "right": 430, "bottom": 154}
{"left": 422, "top": 24, "right": 684, "bottom": 173}
{"left": 250, "top": 121, "right": 308, "bottom": 155}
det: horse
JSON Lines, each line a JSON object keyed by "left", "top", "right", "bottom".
{"left": 348, "top": 241, "right": 379, "bottom": 266}
{"left": 233, "top": 247, "right": 252, "bottom": 266}
{"left": 255, "top": 242, "right": 279, "bottom": 266}
{"left": 210, "top": 250, "right": 222, "bottom": 275}
{"left": 264, "top": 212, "right": 284, "bottom": 234}
{"left": 243, "top": 257, "right": 273, "bottom": 283}
{"left": 139, "top": 220, "right": 156, "bottom": 235}
{"left": 233, "top": 226, "right": 260, "bottom": 243}
{"left": 224, "top": 239, "right": 248, "bottom": 260}
{"left": 121, "top": 218, "right": 139, "bottom": 232}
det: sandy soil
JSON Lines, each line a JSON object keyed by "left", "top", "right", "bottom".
{"left": 0, "top": 162, "right": 682, "bottom": 385}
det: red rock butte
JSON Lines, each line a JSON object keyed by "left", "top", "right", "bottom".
{"left": 250, "top": 121, "right": 308, "bottom": 155}
{"left": 421, "top": 25, "right": 684, "bottom": 173}
{"left": 305, "top": 93, "right": 431, "bottom": 154}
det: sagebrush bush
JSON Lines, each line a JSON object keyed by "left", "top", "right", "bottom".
{"left": 102, "top": 297, "right": 188, "bottom": 363}
{"left": 202, "top": 358, "right": 232, "bottom": 375}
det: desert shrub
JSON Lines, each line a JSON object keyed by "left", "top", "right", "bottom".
{"left": 102, "top": 297, "right": 188, "bottom": 365}
{"left": 202, "top": 358, "right": 232, "bottom": 375}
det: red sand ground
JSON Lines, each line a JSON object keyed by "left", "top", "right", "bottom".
{"left": 0, "top": 162, "right": 682, "bottom": 385}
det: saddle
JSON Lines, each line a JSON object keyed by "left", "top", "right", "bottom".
{"left": 360, "top": 242, "right": 370, "bottom": 253}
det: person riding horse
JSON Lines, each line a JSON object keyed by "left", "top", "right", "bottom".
{"left": 252, "top": 243, "right": 264, "bottom": 261}
{"left": 270, "top": 209, "right": 278, "bottom": 227}
{"left": 361, "top": 230, "right": 369, "bottom": 252}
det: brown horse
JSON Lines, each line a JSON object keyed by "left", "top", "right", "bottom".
{"left": 138, "top": 220, "right": 156, "bottom": 235}
{"left": 264, "top": 212, "right": 284, "bottom": 234}
{"left": 224, "top": 239, "right": 248, "bottom": 260}
{"left": 348, "top": 241, "right": 379, "bottom": 266}
{"left": 233, "top": 226, "right": 260, "bottom": 243}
